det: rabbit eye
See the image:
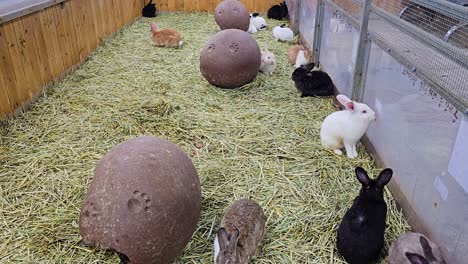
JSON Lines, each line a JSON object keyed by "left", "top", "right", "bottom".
{"left": 362, "top": 110, "right": 367, "bottom": 113}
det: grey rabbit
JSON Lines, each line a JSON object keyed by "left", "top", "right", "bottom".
{"left": 267, "top": 1, "right": 288, "bottom": 20}
{"left": 337, "top": 167, "right": 393, "bottom": 264}
{"left": 388, "top": 233, "right": 446, "bottom": 264}
{"left": 291, "top": 63, "right": 335, "bottom": 97}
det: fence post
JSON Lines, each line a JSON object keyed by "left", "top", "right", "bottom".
{"left": 292, "top": 0, "right": 302, "bottom": 35}
{"left": 351, "top": 0, "right": 372, "bottom": 101}
{"left": 312, "top": 0, "right": 325, "bottom": 66}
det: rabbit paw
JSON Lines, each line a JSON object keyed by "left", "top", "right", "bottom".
{"left": 333, "top": 149, "right": 343, "bottom": 155}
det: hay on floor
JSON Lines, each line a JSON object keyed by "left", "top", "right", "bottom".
{"left": 0, "top": 13, "right": 409, "bottom": 263}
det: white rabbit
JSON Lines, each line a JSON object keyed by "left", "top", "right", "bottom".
{"left": 214, "top": 199, "right": 265, "bottom": 264}
{"left": 388, "top": 233, "right": 446, "bottom": 264}
{"left": 248, "top": 22, "right": 257, "bottom": 34}
{"left": 320, "top": 94, "right": 376, "bottom": 159}
{"left": 272, "top": 24, "right": 294, "bottom": 42}
{"left": 248, "top": 14, "right": 258, "bottom": 34}
{"left": 260, "top": 50, "right": 277, "bottom": 75}
{"left": 251, "top": 13, "right": 267, "bottom": 30}
{"left": 295, "top": 50, "right": 309, "bottom": 68}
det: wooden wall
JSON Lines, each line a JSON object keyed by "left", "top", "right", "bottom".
{"left": 155, "top": 0, "right": 282, "bottom": 13}
{"left": 0, "top": 0, "right": 145, "bottom": 119}
{"left": 0, "top": 0, "right": 283, "bottom": 119}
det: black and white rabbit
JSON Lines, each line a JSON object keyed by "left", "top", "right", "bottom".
{"left": 142, "top": 0, "right": 157, "bottom": 18}
{"left": 291, "top": 63, "right": 335, "bottom": 97}
{"left": 337, "top": 167, "right": 393, "bottom": 264}
{"left": 267, "top": 1, "right": 288, "bottom": 20}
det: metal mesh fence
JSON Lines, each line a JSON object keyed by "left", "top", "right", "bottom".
{"left": 328, "top": 0, "right": 363, "bottom": 23}
{"left": 370, "top": 0, "right": 468, "bottom": 112}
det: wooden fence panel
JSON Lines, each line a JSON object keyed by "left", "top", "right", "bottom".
{"left": 153, "top": 0, "right": 282, "bottom": 13}
{"left": 0, "top": 0, "right": 284, "bottom": 119}
{"left": 0, "top": 0, "right": 146, "bottom": 119}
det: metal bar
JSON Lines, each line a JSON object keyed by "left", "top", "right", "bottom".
{"left": 351, "top": 0, "right": 372, "bottom": 101}
{"left": 444, "top": 22, "right": 468, "bottom": 41}
{"left": 369, "top": 35, "right": 468, "bottom": 113}
{"left": 409, "top": 0, "right": 468, "bottom": 22}
{"left": 292, "top": 0, "right": 302, "bottom": 35}
{"left": 372, "top": 6, "right": 468, "bottom": 68}
{"left": 0, "top": 0, "right": 68, "bottom": 25}
{"left": 312, "top": 0, "right": 325, "bottom": 66}
{"left": 324, "top": 0, "right": 360, "bottom": 28}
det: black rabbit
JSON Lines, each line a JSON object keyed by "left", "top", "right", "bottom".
{"left": 291, "top": 63, "right": 335, "bottom": 97}
{"left": 337, "top": 167, "right": 393, "bottom": 264}
{"left": 142, "top": 0, "right": 157, "bottom": 18}
{"left": 267, "top": 1, "right": 288, "bottom": 20}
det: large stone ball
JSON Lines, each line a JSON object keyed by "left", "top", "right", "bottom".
{"left": 79, "top": 136, "right": 201, "bottom": 264}
{"left": 214, "top": 0, "right": 250, "bottom": 31}
{"left": 200, "top": 29, "right": 261, "bottom": 89}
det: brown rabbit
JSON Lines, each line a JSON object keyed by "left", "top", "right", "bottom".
{"left": 214, "top": 199, "right": 266, "bottom": 264}
{"left": 288, "top": 45, "right": 312, "bottom": 67}
{"left": 150, "top": 22, "right": 183, "bottom": 48}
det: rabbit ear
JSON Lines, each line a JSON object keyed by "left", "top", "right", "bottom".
{"left": 336, "top": 94, "right": 355, "bottom": 111}
{"left": 217, "top": 228, "right": 229, "bottom": 250}
{"left": 355, "top": 167, "right": 370, "bottom": 187}
{"left": 405, "top": 252, "right": 429, "bottom": 264}
{"left": 228, "top": 228, "right": 239, "bottom": 251}
{"left": 304, "top": 63, "right": 315, "bottom": 72}
{"left": 420, "top": 236, "right": 437, "bottom": 261}
{"left": 376, "top": 168, "right": 393, "bottom": 188}
{"left": 150, "top": 22, "right": 158, "bottom": 31}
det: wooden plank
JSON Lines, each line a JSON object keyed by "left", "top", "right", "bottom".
{"left": 0, "top": 63, "right": 12, "bottom": 119}
{"left": 27, "top": 19, "right": 49, "bottom": 96}
{"left": 3, "top": 20, "right": 35, "bottom": 103}
{"left": 210, "top": 0, "right": 219, "bottom": 12}
{"left": 112, "top": 0, "right": 124, "bottom": 29}
{"left": 168, "top": 0, "right": 176, "bottom": 11}
{"left": 26, "top": 12, "right": 54, "bottom": 85}
{"left": 160, "top": 0, "right": 169, "bottom": 12}
{"left": 51, "top": 4, "right": 73, "bottom": 68}
{"left": 90, "top": 0, "right": 105, "bottom": 42}
{"left": 70, "top": 0, "right": 91, "bottom": 59}
{"left": 105, "top": 0, "right": 117, "bottom": 35}
{"left": 201, "top": 0, "right": 206, "bottom": 11}
{"left": 0, "top": 26, "right": 18, "bottom": 114}
{"left": 97, "top": 0, "right": 111, "bottom": 37}
{"left": 176, "top": 0, "right": 185, "bottom": 12}
{"left": 60, "top": 1, "right": 81, "bottom": 65}
{"left": 5, "top": 20, "right": 38, "bottom": 103}
{"left": 81, "top": 0, "right": 99, "bottom": 51}
{"left": 38, "top": 6, "right": 65, "bottom": 78}
{"left": 193, "top": 0, "right": 200, "bottom": 12}
{"left": 255, "top": 0, "right": 262, "bottom": 13}
{"left": 182, "top": 0, "right": 189, "bottom": 12}
{"left": 120, "top": 0, "right": 132, "bottom": 25}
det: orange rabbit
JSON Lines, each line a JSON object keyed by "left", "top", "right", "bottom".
{"left": 150, "top": 22, "right": 183, "bottom": 48}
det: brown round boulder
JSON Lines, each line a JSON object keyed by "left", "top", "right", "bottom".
{"left": 79, "top": 136, "right": 201, "bottom": 264}
{"left": 200, "top": 29, "right": 261, "bottom": 89}
{"left": 214, "top": 0, "right": 250, "bottom": 31}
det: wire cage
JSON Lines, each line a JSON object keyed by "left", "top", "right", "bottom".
{"left": 369, "top": 0, "right": 468, "bottom": 113}
{"left": 295, "top": 1, "right": 468, "bottom": 263}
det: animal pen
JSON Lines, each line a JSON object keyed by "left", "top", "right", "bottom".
{"left": 0, "top": 0, "right": 466, "bottom": 263}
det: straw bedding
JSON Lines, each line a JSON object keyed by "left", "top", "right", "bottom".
{"left": 0, "top": 13, "right": 409, "bottom": 263}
